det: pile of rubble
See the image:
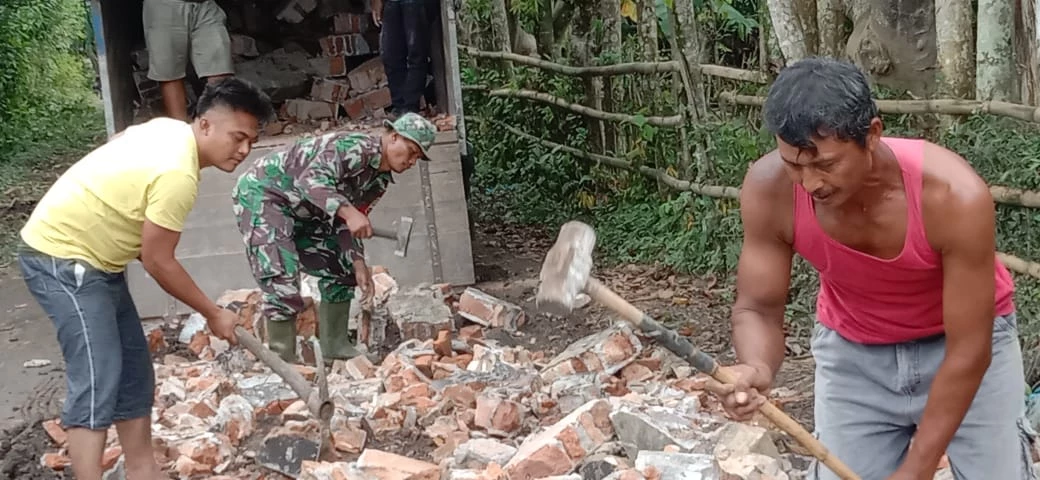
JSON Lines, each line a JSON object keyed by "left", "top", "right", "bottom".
{"left": 129, "top": 0, "right": 454, "bottom": 134}
{"left": 35, "top": 269, "right": 818, "bottom": 479}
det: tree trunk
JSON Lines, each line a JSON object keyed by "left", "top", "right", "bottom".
{"left": 817, "top": 0, "right": 847, "bottom": 57}
{"left": 599, "top": 0, "right": 622, "bottom": 154}
{"left": 569, "top": 0, "right": 604, "bottom": 154}
{"left": 845, "top": 0, "right": 936, "bottom": 97}
{"left": 977, "top": 0, "right": 1017, "bottom": 100}
{"left": 636, "top": 0, "right": 660, "bottom": 109}
{"left": 489, "top": 0, "right": 513, "bottom": 71}
{"left": 935, "top": 0, "right": 975, "bottom": 99}
{"left": 1015, "top": 0, "right": 1039, "bottom": 104}
{"left": 536, "top": 0, "right": 555, "bottom": 58}
{"left": 767, "top": 0, "right": 819, "bottom": 64}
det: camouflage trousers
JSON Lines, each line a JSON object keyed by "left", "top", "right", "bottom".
{"left": 232, "top": 182, "right": 357, "bottom": 323}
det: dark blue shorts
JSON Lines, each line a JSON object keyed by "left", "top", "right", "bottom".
{"left": 18, "top": 246, "right": 155, "bottom": 430}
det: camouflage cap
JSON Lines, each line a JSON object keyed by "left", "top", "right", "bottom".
{"left": 384, "top": 112, "right": 437, "bottom": 160}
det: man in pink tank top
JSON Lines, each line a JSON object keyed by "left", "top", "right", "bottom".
{"left": 705, "top": 57, "right": 1037, "bottom": 479}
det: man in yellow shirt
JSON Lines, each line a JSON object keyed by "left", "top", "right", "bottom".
{"left": 18, "top": 77, "right": 273, "bottom": 480}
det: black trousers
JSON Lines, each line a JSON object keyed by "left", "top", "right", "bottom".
{"left": 380, "top": 0, "right": 434, "bottom": 114}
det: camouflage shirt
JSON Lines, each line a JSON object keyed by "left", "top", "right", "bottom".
{"left": 240, "top": 131, "right": 393, "bottom": 261}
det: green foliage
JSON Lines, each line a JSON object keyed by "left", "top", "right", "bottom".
{"left": 0, "top": 0, "right": 101, "bottom": 160}
{"left": 462, "top": 54, "right": 1040, "bottom": 383}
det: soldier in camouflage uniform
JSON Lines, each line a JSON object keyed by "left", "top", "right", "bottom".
{"left": 232, "top": 112, "right": 437, "bottom": 362}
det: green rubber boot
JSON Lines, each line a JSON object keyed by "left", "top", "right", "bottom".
{"left": 266, "top": 319, "right": 297, "bottom": 363}
{"left": 318, "top": 301, "right": 362, "bottom": 360}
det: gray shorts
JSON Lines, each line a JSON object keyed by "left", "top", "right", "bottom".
{"left": 142, "top": 0, "right": 234, "bottom": 81}
{"left": 810, "top": 313, "right": 1037, "bottom": 479}
{"left": 18, "top": 247, "right": 154, "bottom": 431}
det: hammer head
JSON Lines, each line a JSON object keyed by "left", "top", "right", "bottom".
{"left": 536, "top": 220, "right": 596, "bottom": 316}
{"left": 394, "top": 216, "right": 413, "bottom": 257}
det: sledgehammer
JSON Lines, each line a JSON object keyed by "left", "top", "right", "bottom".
{"left": 534, "top": 221, "right": 860, "bottom": 480}
{"left": 371, "top": 216, "right": 414, "bottom": 257}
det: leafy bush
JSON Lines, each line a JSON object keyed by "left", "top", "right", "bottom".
{"left": 0, "top": 0, "right": 101, "bottom": 162}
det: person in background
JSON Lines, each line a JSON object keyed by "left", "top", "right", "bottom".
{"left": 17, "top": 78, "right": 273, "bottom": 480}
{"left": 371, "top": 0, "right": 435, "bottom": 118}
{"left": 143, "top": 0, "right": 236, "bottom": 121}
{"left": 232, "top": 113, "right": 437, "bottom": 364}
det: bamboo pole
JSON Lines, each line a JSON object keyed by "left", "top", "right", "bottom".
{"left": 459, "top": 45, "right": 769, "bottom": 84}
{"left": 719, "top": 92, "right": 1040, "bottom": 123}
{"left": 462, "top": 46, "right": 680, "bottom": 76}
{"left": 466, "top": 85, "right": 684, "bottom": 127}
{"left": 470, "top": 116, "right": 1040, "bottom": 281}
{"left": 699, "top": 63, "right": 772, "bottom": 84}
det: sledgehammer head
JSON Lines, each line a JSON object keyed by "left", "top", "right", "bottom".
{"left": 536, "top": 221, "right": 597, "bottom": 316}
{"left": 394, "top": 216, "right": 414, "bottom": 257}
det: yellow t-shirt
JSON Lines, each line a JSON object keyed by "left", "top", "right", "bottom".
{"left": 21, "top": 117, "right": 200, "bottom": 273}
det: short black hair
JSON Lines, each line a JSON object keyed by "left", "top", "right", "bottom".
{"left": 763, "top": 57, "right": 879, "bottom": 149}
{"left": 193, "top": 77, "right": 275, "bottom": 124}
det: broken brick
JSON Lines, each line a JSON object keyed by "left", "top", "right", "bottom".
{"left": 230, "top": 33, "right": 260, "bottom": 57}
{"left": 147, "top": 328, "right": 167, "bottom": 354}
{"left": 540, "top": 323, "right": 643, "bottom": 383}
{"left": 359, "top": 87, "right": 392, "bottom": 113}
{"left": 41, "top": 452, "right": 70, "bottom": 471}
{"left": 333, "top": 423, "right": 367, "bottom": 453}
{"left": 474, "top": 392, "right": 523, "bottom": 437}
{"left": 505, "top": 399, "right": 614, "bottom": 480}
{"left": 283, "top": 98, "right": 338, "bottom": 122}
{"left": 356, "top": 449, "right": 439, "bottom": 480}
{"left": 277, "top": 0, "right": 319, "bottom": 23}
{"left": 310, "top": 55, "right": 351, "bottom": 78}
{"left": 332, "top": 12, "right": 369, "bottom": 33}
{"left": 319, "top": 33, "right": 373, "bottom": 57}
{"left": 388, "top": 286, "right": 455, "bottom": 342}
{"left": 347, "top": 57, "right": 387, "bottom": 93}
{"left": 434, "top": 329, "right": 453, "bottom": 358}
{"left": 341, "top": 355, "right": 377, "bottom": 380}
{"left": 458, "top": 288, "right": 526, "bottom": 331}
{"left": 42, "top": 419, "right": 66, "bottom": 447}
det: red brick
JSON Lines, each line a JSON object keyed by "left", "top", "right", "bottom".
{"left": 332, "top": 12, "right": 369, "bottom": 33}
{"left": 277, "top": 0, "right": 318, "bottom": 23}
{"left": 458, "top": 287, "right": 526, "bottom": 331}
{"left": 41, "top": 452, "right": 71, "bottom": 471}
{"left": 474, "top": 392, "right": 523, "bottom": 436}
{"left": 310, "top": 79, "right": 352, "bottom": 104}
{"left": 319, "top": 34, "right": 373, "bottom": 57}
{"left": 356, "top": 449, "right": 439, "bottom": 479}
{"left": 433, "top": 329, "right": 453, "bottom": 358}
{"left": 359, "top": 87, "right": 392, "bottom": 113}
{"left": 102, "top": 446, "right": 122, "bottom": 470}
{"left": 311, "top": 55, "right": 350, "bottom": 78}
{"left": 505, "top": 399, "right": 614, "bottom": 480}
{"left": 284, "top": 98, "right": 338, "bottom": 123}
{"left": 347, "top": 57, "right": 386, "bottom": 93}
{"left": 341, "top": 98, "right": 365, "bottom": 120}
{"left": 42, "top": 419, "right": 66, "bottom": 447}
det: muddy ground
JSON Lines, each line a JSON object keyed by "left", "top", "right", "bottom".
{"left": 0, "top": 219, "right": 817, "bottom": 479}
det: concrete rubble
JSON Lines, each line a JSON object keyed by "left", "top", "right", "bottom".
{"left": 35, "top": 268, "right": 826, "bottom": 480}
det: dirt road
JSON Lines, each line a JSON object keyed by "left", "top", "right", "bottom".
{"left": 0, "top": 273, "right": 64, "bottom": 432}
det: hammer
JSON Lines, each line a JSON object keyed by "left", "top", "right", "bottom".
{"left": 371, "top": 216, "right": 414, "bottom": 257}
{"left": 534, "top": 221, "right": 860, "bottom": 480}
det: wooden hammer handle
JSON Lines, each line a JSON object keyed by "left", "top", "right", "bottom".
{"left": 583, "top": 278, "right": 860, "bottom": 480}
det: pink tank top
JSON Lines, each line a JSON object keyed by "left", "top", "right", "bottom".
{"left": 792, "top": 137, "right": 1015, "bottom": 344}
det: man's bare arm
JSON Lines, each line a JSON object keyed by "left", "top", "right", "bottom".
{"left": 139, "top": 220, "right": 222, "bottom": 319}
{"left": 731, "top": 157, "right": 795, "bottom": 381}
{"left": 900, "top": 152, "right": 998, "bottom": 475}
